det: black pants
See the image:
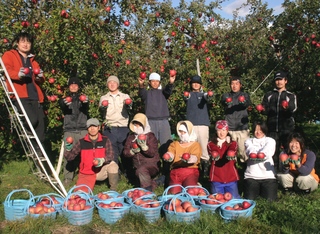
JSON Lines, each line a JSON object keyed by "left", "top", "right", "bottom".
{"left": 243, "top": 178, "right": 278, "bottom": 201}
{"left": 13, "top": 99, "right": 45, "bottom": 142}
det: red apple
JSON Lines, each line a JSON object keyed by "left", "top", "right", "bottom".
{"left": 139, "top": 72, "right": 146, "bottom": 80}
{"left": 169, "top": 69, "right": 177, "bottom": 76}
{"left": 224, "top": 192, "right": 232, "bottom": 201}
{"left": 279, "top": 153, "right": 289, "bottom": 162}
{"left": 290, "top": 154, "right": 299, "bottom": 161}
{"left": 93, "top": 159, "right": 99, "bottom": 166}
{"left": 33, "top": 23, "right": 40, "bottom": 29}
{"left": 101, "top": 100, "right": 108, "bottom": 107}
{"left": 24, "top": 67, "right": 30, "bottom": 74}
{"left": 183, "top": 91, "right": 190, "bottom": 97}
{"left": 215, "top": 193, "right": 224, "bottom": 201}
{"left": 79, "top": 95, "right": 87, "bottom": 102}
{"left": 238, "top": 95, "right": 245, "bottom": 102}
{"left": 124, "top": 20, "right": 130, "bottom": 27}
{"left": 256, "top": 104, "right": 264, "bottom": 112}
{"left": 281, "top": 100, "right": 289, "bottom": 108}
{"left": 249, "top": 153, "right": 257, "bottom": 159}
{"left": 257, "top": 152, "right": 265, "bottom": 159}
{"left": 225, "top": 206, "right": 233, "bottom": 210}
{"left": 181, "top": 153, "right": 190, "bottom": 161}
{"left": 73, "top": 204, "right": 81, "bottom": 211}
{"left": 132, "top": 142, "right": 139, "bottom": 149}
{"left": 163, "top": 152, "right": 171, "bottom": 161}
{"left": 125, "top": 60, "right": 131, "bottom": 65}
{"left": 211, "top": 151, "right": 219, "bottom": 159}
{"left": 66, "top": 136, "right": 73, "bottom": 144}
{"left": 92, "top": 53, "right": 99, "bottom": 59}
{"left": 227, "top": 150, "right": 236, "bottom": 157}
{"left": 33, "top": 68, "right": 40, "bottom": 75}
{"left": 48, "top": 78, "right": 55, "bottom": 84}
{"left": 124, "top": 98, "right": 132, "bottom": 105}
{"left": 242, "top": 201, "right": 251, "bottom": 209}
{"left": 105, "top": 6, "right": 111, "bottom": 12}
{"left": 186, "top": 206, "right": 198, "bottom": 212}
{"left": 138, "top": 134, "right": 146, "bottom": 141}
{"left": 225, "top": 97, "right": 232, "bottom": 103}
{"left": 65, "top": 96, "right": 72, "bottom": 103}
{"left": 207, "top": 90, "right": 214, "bottom": 97}
{"left": 3, "top": 38, "right": 9, "bottom": 43}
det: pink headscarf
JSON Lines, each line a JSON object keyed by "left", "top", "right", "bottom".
{"left": 215, "top": 120, "right": 229, "bottom": 131}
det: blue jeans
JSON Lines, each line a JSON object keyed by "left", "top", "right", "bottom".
{"left": 210, "top": 181, "right": 241, "bottom": 198}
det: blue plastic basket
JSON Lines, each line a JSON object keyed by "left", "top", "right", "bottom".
{"left": 40, "top": 193, "right": 65, "bottom": 214}
{"left": 94, "top": 191, "right": 124, "bottom": 203}
{"left": 185, "top": 185, "right": 210, "bottom": 199}
{"left": 4, "top": 189, "right": 34, "bottom": 221}
{"left": 158, "top": 184, "right": 186, "bottom": 202}
{"left": 62, "top": 191, "right": 94, "bottom": 226}
{"left": 196, "top": 197, "right": 223, "bottom": 214}
{"left": 24, "top": 195, "right": 57, "bottom": 219}
{"left": 95, "top": 200, "right": 131, "bottom": 224}
{"left": 163, "top": 193, "right": 201, "bottom": 223}
{"left": 131, "top": 195, "right": 162, "bottom": 223}
{"left": 219, "top": 199, "right": 256, "bottom": 221}
{"left": 122, "top": 188, "right": 154, "bottom": 204}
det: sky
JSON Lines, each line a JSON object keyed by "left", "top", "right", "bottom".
{"left": 171, "top": 0, "right": 284, "bottom": 20}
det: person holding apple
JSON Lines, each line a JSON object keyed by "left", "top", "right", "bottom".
{"left": 2, "top": 32, "right": 45, "bottom": 151}
{"left": 58, "top": 77, "right": 89, "bottom": 186}
{"left": 261, "top": 71, "right": 297, "bottom": 171}
{"left": 183, "top": 75, "right": 213, "bottom": 179}
{"left": 221, "top": 76, "right": 251, "bottom": 163}
{"left": 277, "top": 132, "right": 319, "bottom": 195}
{"left": 207, "top": 120, "right": 241, "bottom": 198}
{"left": 162, "top": 120, "right": 201, "bottom": 194}
{"left": 122, "top": 113, "right": 160, "bottom": 191}
{"left": 64, "top": 118, "right": 119, "bottom": 192}
{"left": 243, "top": 121, "right": 278, "bottom": 201}
{"left": 99, "top": 75, "right": 132, "bottom": 178}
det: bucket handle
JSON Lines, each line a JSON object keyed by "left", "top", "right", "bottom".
{"left": 4, "top": 189, "right": 34, "bottom": 206}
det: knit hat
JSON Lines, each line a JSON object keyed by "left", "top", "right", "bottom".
{"left": 68, "top": 77, "right": 80, "bottom": 86}
{"left": 129, "top": 113, "right": 147, "bottom": 132}
{"left": 149, "top": 72, "right": 161, "bottom": 81}
{"left": 274, "top": 71, "right": 287, "bottom": 80}
{"left": 107, "top": 75, "right": 120, "bottom": 85}
{"left": 190, "top": 75, "right": 202, "bottom": 85}
{"left": 215, "top": 120, "right": 229, "bottom": 131}
{"left": 86, "top": 118, "right": 100, "bottom": 128}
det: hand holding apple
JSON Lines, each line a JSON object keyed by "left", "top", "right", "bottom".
{"left": 226, "top": 150, "right": 237, "bottom": 160}
{"left": 79, "top": 94, "right": 88, "bottom": 103}
{"left": 281, "top": 100, "right": 289, "bottom": 109}
{"left": 163, "top": 152, "right": 173, "bottom": 162}
{"left": 210, "top": 151, "right": 220, "bottom": 161}
{"left": 64, "top": 138, "right": 73, "bottom": 151}
{"left": 130, "top": 144, "right": 141, "bottom": 154}
{"left": 181, "top": 153, "right": 191, "bottom": 163}
{"left": 101, "top": 100, "right": 109, "bottom": 108}
{"left": 169, "top": 69, "right": 177, "bottom": 77}
{"left": 256, "top": 152, "right": 266, "bottom": 161}
{"left": 225, "top": 97, "right": 232, "bottom": 105}
{"left": 256, "top": 104, "right": 264, "bottom": 112}
{"left": 93, "top": 158, "right": 105, "bottom": 167}
{"left": 290, "top": 154, "right": 300, "bottom": 165}
{"left": 64, "top": 97, "right": 72, "bottom": 106}
{"left": 137, "top": 134, "right": 148, "bottom": 151}
{"left": 124, "top": 98, "right": 133, "bottom": 106}
{"left": 279, "top": 153, "right": 290, "bottom": 165}
{"left": 183, "top": 91, "right": 190, "bottom": 100}
{"left": 238, "top": 95, "right": 246, "bottom": 104}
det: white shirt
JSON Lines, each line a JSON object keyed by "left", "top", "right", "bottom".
{"left": 244, "top": 136, "right": 276, "bottom": 180}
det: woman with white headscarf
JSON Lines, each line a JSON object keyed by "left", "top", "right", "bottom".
{"left": 162, "top": 120, "right": 201, "bottom": 194}
{"left": 123, "top": 113, "right": 160, "bottom": 191}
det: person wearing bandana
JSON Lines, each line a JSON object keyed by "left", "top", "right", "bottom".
{"left": 162, "top": 120, "right": 202, "bottom": 194}
{"left": 122, "top": 113, "right": 160, "bottom": 191}
{"left": 207, "top": 120, "right": 241, "bottom": 198}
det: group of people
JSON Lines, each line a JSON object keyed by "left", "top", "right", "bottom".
{"left": 3, "top": 32, "right": 319, "bottom": 200}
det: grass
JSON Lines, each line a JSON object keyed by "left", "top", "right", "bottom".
{"left": 1, "top": 123, "right": 320, "bottom": 233}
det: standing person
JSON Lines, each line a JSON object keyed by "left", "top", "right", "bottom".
{"left": 261, "top": 71, "right": 297, "bottom": 171}
{"left": 207, "top": 120, "right": 240, "bottom": 198}
{"left": 58, "top": 77, "right": 89, "bottom": 186}
{"left": 244, "top": 121, "right": 277, "bottom": 201}
{"left": 277, "top": 132, "right": 319, "bottom": 194}
{"left": 162, "top": 120, "right": 201, "bottom": 194}
{"left": 122, "top": 113, "right": 160, "bottom": 191}
{"left": 221, "top": 76, "right": 251, "bottom": 163}
{"left": 99, "top": 75, "right": 132, "bottom": 176}
{"left": 64, "top": 118, "right": 119, "bottom": 192}
{"left": 184, "top": 75, "right": 213, "bottom": 178}
{"left": 2, "top": 32, "right": 45, "bottom": 152}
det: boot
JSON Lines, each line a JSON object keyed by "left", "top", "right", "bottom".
{"left": 108, "top": 173, "right": 119, "bottom": 191}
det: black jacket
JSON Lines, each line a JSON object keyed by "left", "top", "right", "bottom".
{"left": 262, "top": 89, "right": 297, "bottom": 133}
{"left": 59, "top": 93, "right": 89, "bottom": 132}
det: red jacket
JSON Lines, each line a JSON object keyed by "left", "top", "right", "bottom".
{"left": 2, "top": 49, "right": 45, "bottom": 103}
{"left": 207, "top": 139, "right": 239, "bottom": 183}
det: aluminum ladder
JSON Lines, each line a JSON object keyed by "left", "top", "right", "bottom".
{"left": 0, "top": 57, "right": 67, "bottom": 197}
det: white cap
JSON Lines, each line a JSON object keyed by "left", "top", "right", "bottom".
{"left": 149, "top": 72, "right": 161, "bottom": 81}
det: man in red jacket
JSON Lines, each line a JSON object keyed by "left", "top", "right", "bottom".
{"left": 2, "top": 32, "right": 45, "bottom": 147}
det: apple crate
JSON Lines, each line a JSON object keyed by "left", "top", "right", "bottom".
{"left": 131, "top": 195, "right": 163, "bottom": 223}
{"left": 185, "top": 185, "right": 210, "bottom": 199}
{"left": 122, "top": 188, "right": 155, "bottom": 204}
{"left": 62, "top": 191, "right": 94, "bottom": 226}
{"left": 95, "top": 200, "right": 131, "bottom": 224}
{"left": 4, "top": 189, "right": 34, "bottom": 221}
{"left": 24, "top": 195, "right": 57, "bottom": 219}
{"left": 163, "top": 193, "right": 201, "bottom": 223}
{"left": 219, "top": 199, "right": 256, "bottom": 222}
{"left": 94, "top": 191, "right": 124, "bottom": 203}
{"left": 158, "top": 184, "right": 186, "bottom": 202}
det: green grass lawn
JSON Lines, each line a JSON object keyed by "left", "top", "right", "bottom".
{"left": 1, "top": 123, "right": 320, "bottom": 233}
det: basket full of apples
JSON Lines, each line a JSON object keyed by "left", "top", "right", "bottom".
{"left": 131, "top": 195, "right": 163, "bottom": 223}
{"left": 39, "top": 193, "right": 64, "bottom": 214}
{"left": 95, "top": 200, "right": 131, "bottom": 224}
{"left": 62, "top": 191, "right": 94, "bottom": 226}
{"left": 25, "top": 195, "right": 58, "bottom": 219}
{"left": 163, "top": 193, "right": 201, "bottom": 223}
{"left": 185, "top": 185, "right": 210, "bottom": 199}
{"left": 197, "top": 192, "right": 233, "bottom": 213}
{"left": 219, "top": 199, "right": 256, "bottom": 221}
{"left": 122, "top": 188, "right": 155, "bottom": 205}
{"left": 94, "top": 191, "right": 124, "bottom": 203}
{"left": 4, "top": 189, "right": 34, "bottom": 221}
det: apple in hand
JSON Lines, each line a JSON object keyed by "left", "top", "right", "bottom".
{"left": 281, "top": 100, "right": 289, "bottom": 108}
{"left": 181, "top": 153, "right": 190, "bottom": 161}
{"left": 101, "top": 100, "right": 108, "bottom": 107}
{"left": 226, "top": 97, "right": 232, "bottom": 103}
{"left": 279, "top": 153, "right": 289, "bottom": 162}
{"left": 207, "top": 90, "right": 214, "bottom": 97}
{"left": 139, "top": 72, "right": 146, "bottom": 80}
{"left": 211, "top": 151, "right": 219, "bottom": 159}
{"left": 256, "top": 104, "right": 264, "bottom": 112}
{"left": 79, "top": 95, "right": 87, "bottom": 102}
{"left": 169, "top": 69, "right": 177, "bottom": 76}
{"left": 92, "top": 159, "right": 99, "bottom": 166}
{"left": 290, "top": 154, "right": 299, "bottom": 161}
{"left": 163, "top": 153, "right": 171, "bottom": 161}
{"left": 238, "top": 95, "right": 245, "bottom": 102}
{"left": 124, "top": 98, "right": 132, "bottom": 105}
{"left": 138, "top": 134, "right": 146, "bottom": 141}
{"left": 65, "top": 96, "right": 72, "bottom": 103}
{"left": 227, "top": 150, "right": 236, "bottom": 157}
{"left": 183, "top": 91, "right": 190, "bottom": 97}
{"left": 33, "top": 68, "right": 40, "bottom": 75}
{"left": 132, "top": 142, "right": 139, "bottom": 149}
{"left": 24, "top": 67, "right": 30, "bottom": 74}
{"left": 249, "top": 153, "right": 257, "bottom": 159}
{"left": 257, "top": 152, "right": 265, "bottom": 159}
{"left": 66, "top": 136, "right": 73, "bottom": 144}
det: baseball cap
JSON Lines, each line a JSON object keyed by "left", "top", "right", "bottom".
{"left": 190, "top": 75, "right": 202, "bottom": 84}
{"left": 107, "top": 75, "right": 120, "bottom": 85}
{"left": 149, "top": 72, "right": 161, "bottom": 81}
{"left": 86, "top": 118, "right": 100, "bottom": 128}
{"left": 274, "top": 71, "right": 287, "bottom": 80}
{"left": 68, "top": 77, "right": 80, "bottom": 86}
